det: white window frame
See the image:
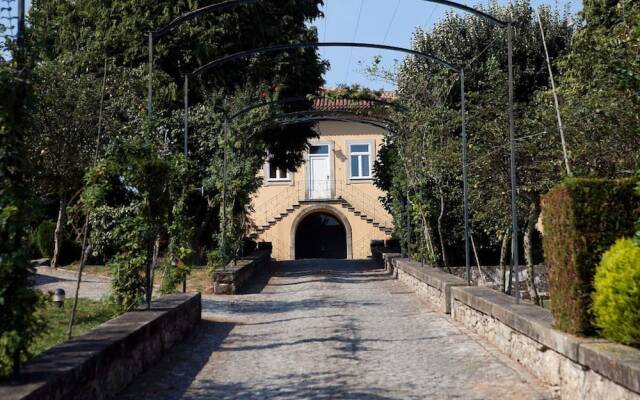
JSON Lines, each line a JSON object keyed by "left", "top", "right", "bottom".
{"left": 265, "top": 161, "right": 292, "bottom": 184}
{"left": 348, "top": 142, "right": 373, "bottom": 180}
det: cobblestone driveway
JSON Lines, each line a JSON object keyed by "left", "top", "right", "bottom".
{"left": 120, "top": 259, "right": 553, "bottom": 400}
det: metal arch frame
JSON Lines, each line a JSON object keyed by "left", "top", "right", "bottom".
{"left": 149, "top": 0, "right": 520, "bottom": 301}
{"left": 252, "top": 112, "right": 399, "bottom": 134}
{"left": 227, "top": 95, "right": 409, "bottom": 122}
{"left": 151, "top": 0, "right": 506, "bottom": 40}
{"left": 182, "top": 41, "right": 472, "bottom": 285}
{"left": 190, "top": 42, "right": 459, "bottom": 78}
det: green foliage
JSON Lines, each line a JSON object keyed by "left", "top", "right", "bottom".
{"left": 542, "top": 178, "right": 640, "bottom": 335}
{"left": 159, "top": 259, "right": 191, "bottom": 295}
{"left": 29, "top": 297, "right": 119, "bottom": 358}
{"left": 84, "top": 136, "right": 174, "bottom": 311}
{"left": 28, "top": 0, "right": 326, "bottom": 170}
{"left": 0, "top": 40, "right": 41, "bottom": 379}
{"left": 593, "top": 238, "right": 640, "bottom": 346}
{"left": 35, "top": 220, "right": 56, "bottom": 258}
{"left": 207, "top": 249, "right": 227, "bottom": 274}
{"left": 371, "top": 1, "right": 575, "bottom": 268}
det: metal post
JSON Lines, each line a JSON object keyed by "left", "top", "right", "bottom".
{"left": 184, "top": 75, "right": 189, "bottom": 157}
{"left": 221, "top": 116, "right": 230, "bottom": 263}
{"left": 17, "top": 0, "right": 25, "bottom": 48}
{"left": 145, "top": 32, "right": 154, "bottom": 309}
{"left": 461, "top": 69, "right": 471, "bottom": 286}
{"left": 147, "top": 33, "right": 153, "bottom": 135}
{"left": 406, "top": 191, "right": 411, "bottom": 260}
{"left": 507, "top": 22, "right": 520, "bottom": 303}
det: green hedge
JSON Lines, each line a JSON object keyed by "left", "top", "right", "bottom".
{"left": 593, "top": 238, "right": 640, "bottom": 346}
{"left": 542, "top": 178, "right": 640, "bottom": 335}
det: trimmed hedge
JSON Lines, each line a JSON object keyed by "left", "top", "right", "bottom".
{"left": 542, "top": 178, "right": 640, "bottom": 335}
{"left": 593, "top": 238, "right": 640, "bottom": 346}
{"left": 35, "top": 220, "right": 56, "bottom": 258}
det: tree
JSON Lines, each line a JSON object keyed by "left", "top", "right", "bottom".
{"left": 375, "top": 1, "right": 576, "bottom": 302}
{"left": 25, "top": 58, "right": 102, "bottom": 268}
{"left": 0, "top": 30, "right": 42, "bottom": 379}
{"left": 28, "top": 0, "right": 327, "bottom": 168}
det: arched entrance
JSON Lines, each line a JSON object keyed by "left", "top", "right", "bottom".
{"left": 294, "top": 212, "right": 348, "bottom": 259}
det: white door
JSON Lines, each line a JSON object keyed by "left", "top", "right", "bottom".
{"left": 309, "top": 154, "right": 331, "bottom": 199}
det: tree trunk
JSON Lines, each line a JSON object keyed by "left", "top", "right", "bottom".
{"left": 52, "top": 194, "right": 67, "bottom": 268}
{"left": 146, "top": 235, "right": 160, "bottom": 310}
{"left": 437, "top": 185, "right": 448, "bottom": 269}
{"left": 499, "top": 228, "right": 511, "bottom": 293}
{"left": 524, "top": 202, "right": 541, "bottom": 305}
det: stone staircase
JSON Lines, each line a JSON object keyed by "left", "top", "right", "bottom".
{"left": 249, "top": 197, "right": 393, "bottom": 239}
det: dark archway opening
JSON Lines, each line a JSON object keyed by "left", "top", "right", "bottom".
{"left": 295, "top": 212, "right": 347, "bottom": 259}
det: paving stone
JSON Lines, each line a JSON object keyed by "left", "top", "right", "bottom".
{"left": 119, "top": 259, "right": 553, "bottom": 400}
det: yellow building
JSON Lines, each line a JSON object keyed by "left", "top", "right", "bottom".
{"left": 249, "top": 96, "right": 394, "bottom": 260}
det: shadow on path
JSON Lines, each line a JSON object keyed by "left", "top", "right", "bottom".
{"left": 118, "top": 320, "right": 235, "bottom": 400}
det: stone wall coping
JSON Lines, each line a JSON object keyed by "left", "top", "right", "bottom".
{"left": 451, "top": 286, "right": 640, "bottom": 395}
{"left": 381, "top": 252, "right": 402, "bottom": 263}
{"left": 393, "top": 258, "right": 467, "bottom": 292}
{"left": 0, "top": 293, "right": 201, "bottom": 400}
{"left": 213, "top": 250, "right": 271, "bottom": 294}
{"left": 214, "top": 250, "right": 270, "bottom": 282}
{"left": 579, "top": 342, "right": 640, "bottom": 394}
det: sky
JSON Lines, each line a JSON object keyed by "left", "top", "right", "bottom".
{"left": 11, "top": 0, "right": 580, "bottom": 90}
{"left": 312, "top": 0, "right": 581, "bottom": 90}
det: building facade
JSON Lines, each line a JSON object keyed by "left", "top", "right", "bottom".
{"left": 249, "top": 97, "right": 394, "bottom": 260}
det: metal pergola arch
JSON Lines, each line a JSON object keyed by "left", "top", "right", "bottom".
{"left": 182, "top": 41, "right": 471, "bottom": 280}
{"left": 217, "top": 95, "right": 406, "bottom": 126}
{"left": 148, "top": 0, "right": 520, "bottom": 300}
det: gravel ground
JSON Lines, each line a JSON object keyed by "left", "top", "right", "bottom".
{"left": 119, "top": 259, "right": 553, "bottom": 400}
{"left": 34, "top": 266, "right": 111, "bottom": 300}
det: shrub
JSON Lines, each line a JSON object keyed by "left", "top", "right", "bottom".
{"left": 35, "top": 220, "right": 56, "bottom": 259}
{"left": 159, "top": 259, "right": 191, "bottom": 295}
{"left": 207, "top": 249, "right": 227, "bottom": 274}
{"left": 593, "top": 238, "right": 640, "bottom": 345}
{"left": 542, "top": 178, "right": 640, "bottom": 335}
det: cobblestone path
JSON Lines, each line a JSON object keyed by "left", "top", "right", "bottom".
{"left": 120, "top": 259, "right": 553, "bottom": 400}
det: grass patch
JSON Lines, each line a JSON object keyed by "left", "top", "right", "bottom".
{"left": 64, "top": 262, "right": 213, "bottom": 294}
{"left": 30, "top": 298, "right": 120, "bottom": 358}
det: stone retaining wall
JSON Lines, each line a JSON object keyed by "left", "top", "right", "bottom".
{"left": 393, "top": 258, "right": 467, "bottom": 314}
{"left": 1, "top": 293, "right": 201, "bottom": 400}
{"left": 213, "top": 250, "right": 271, "bottom": 295}
{"left": 385, "top": 256, "right": 640, "bottom": 399}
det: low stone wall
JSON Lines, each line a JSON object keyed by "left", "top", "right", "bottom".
{"left": 1, "top": 293, "right": 201, "bottom": 400}
{"left": 452, "top": 287, "right": 640, "bottom": 400}
{"left": 370, "top": 245, "right": 401, "bottom": 275}
{"left": 387, "top": 257, "right": 640, "bottom": 399}
{"left": 393, "top": 258, "right": 467, "bottom": 314}
{"left": 213, "top": 250, "right": 271, "bottom": 295}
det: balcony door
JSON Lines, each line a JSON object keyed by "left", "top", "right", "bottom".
{"left": 308, "top": 145, "right": 331, "bottom": 200}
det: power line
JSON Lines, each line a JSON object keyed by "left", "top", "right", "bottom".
{"left": 382, "top": 0, "right": 401, "bottom": 44}
{"left": 424, "top": 4, "right": 438, "bottom": 29}
{"left": 323, "top": 0, "right": 328, "bottom": 42}
{"left": 345, "top": 0, "right": 364, "bottom": 83}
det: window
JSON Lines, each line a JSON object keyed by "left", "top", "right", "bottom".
{"left": 310, "top": 145, "right": 329, "bottom": 155}
{"left": 267, "top": 163, "right": 291, "bottom": 181}
{"left": 349, "top": 143, "right": 372, "bottom": 179}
